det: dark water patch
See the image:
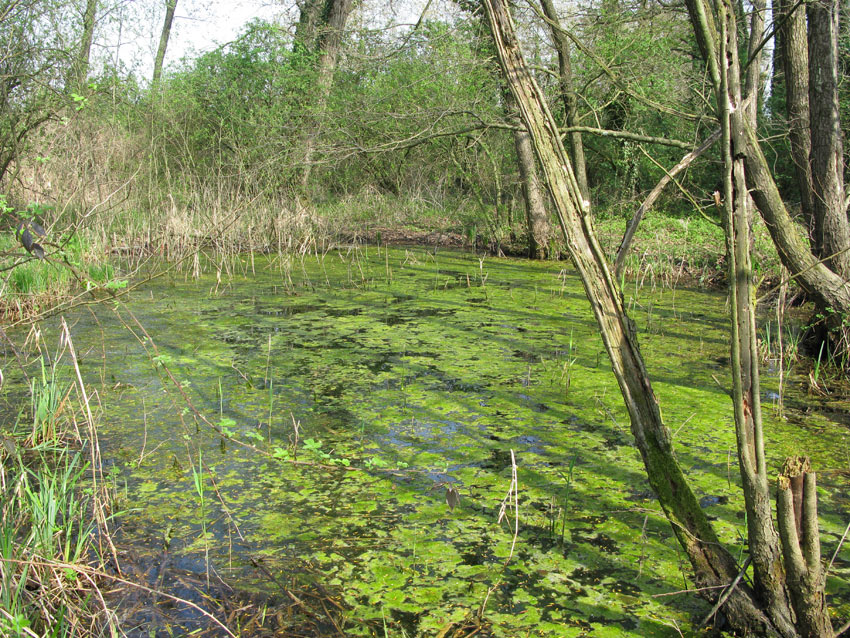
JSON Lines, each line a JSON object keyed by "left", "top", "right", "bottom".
{"left": 479, "top": 448, "right": 513, "bottom": 472}
{"left": 253, "top": 302, "right": 327, "bottom": 317}
{"left": 572, "top": 531, "right": 619, "bottom": 553}
{"left": 699, "top": 494, "right": 729, "bottom": 508}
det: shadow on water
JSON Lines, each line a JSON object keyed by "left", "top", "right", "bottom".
{"left": 8, "top": 247, "right": 849, "bottom": 637}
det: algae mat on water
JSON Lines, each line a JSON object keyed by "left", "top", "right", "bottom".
{"left": 51, "top": 248, "right": 850, "bottom": 635}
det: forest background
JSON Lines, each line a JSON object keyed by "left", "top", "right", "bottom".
{"left": 5, "top": 0, "right": 832, "bottom": 307}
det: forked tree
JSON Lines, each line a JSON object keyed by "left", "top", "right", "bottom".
{"left": 295, "top": 0, "right": 358, "bottom": 190}
{"left": 481, "top": 0, "right": 835, "bottom": 635}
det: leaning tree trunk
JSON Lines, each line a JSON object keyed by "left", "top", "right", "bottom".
{"left": 152, "top": 0, "right": 178, "bottom": 87}
{"left": 480, "top": 1, "right": 778, "bottom": 633}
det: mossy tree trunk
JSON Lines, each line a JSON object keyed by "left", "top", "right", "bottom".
{"left": 483, "top": 0, "right": 837, "bottom": 635}
{"left": 480, "top": 1, "right": 778, "bottom": 632}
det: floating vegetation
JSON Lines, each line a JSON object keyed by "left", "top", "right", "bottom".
{"left": 4, "top": 247, "right": 848, "bottom": 636}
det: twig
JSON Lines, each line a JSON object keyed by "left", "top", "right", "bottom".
{"left": 827, "top": 519, "right": 850, "bottom": 575}
{"left": 479, "top": 450, "right": 519, "bottom": 617}
{"left": 699, "top": 556, "right": 752, "bottom": 627}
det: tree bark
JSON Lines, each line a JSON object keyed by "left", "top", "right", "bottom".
{"left": 152, "top": 0, "right": 178, "bottom": 86}
{"left": 480, "top": 2, "right": 779, "bottom": 633}
{"left": 539, "top": 0, "right": 589, "bottom": 202}
{"left": 298, "top": 0, "right": 356, "bottom": 190}
{"left": 776, "top": 0, "right": 816, "bottom": 245}
{"left": 71, "top": 0, "right": 97, "bottom": 90}
{"left": 808, "top": 0, "right": 850, "bottom": 276}
{"left": 504, "top": 93, "right": 550, "bottom": 258}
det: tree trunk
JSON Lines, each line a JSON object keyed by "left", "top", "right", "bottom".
{"left": 71, "top": 0, "right": 97, "bottom": 90}
{"left": 719, "top": 2, "right": 797, "bottom": 630}
{"left": 513, "top": 125, "right": 550, "bottom": 258}
{"left": 776, "top": 0, "right": 816, "bottom": 245}
{"left": 504, "top": 93, "right": 550, "bottom": 258}
{"left": 299, "top": 0, "right": 356, "bottom": 190}
{"left": 539, "top": 0, "right": 589, "bottom": 202}
{"left": 743, "top": 0, "right": 766, "bottom": 125}
{"left": 687, "top": 0, "right": 836, "bottom": 633}
{"left": 480, "top": 2, "right": 778, "bottom": 633}
{"left": 152, "top": 0, "right": 178, "bottom": 86}
{"left": 808, "top": 0, "right": 850, "bottom": 276}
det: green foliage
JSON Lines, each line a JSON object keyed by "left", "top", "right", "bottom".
{"left": 150, "top": 19, "right": 320, "bottom": 192}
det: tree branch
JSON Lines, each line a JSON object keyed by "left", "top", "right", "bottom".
{"left": 614, "top": 127, "right": 721, "bottom": 276}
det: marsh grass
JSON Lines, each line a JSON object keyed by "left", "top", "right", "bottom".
{"left": 0, "top": 228, "right": 116, "bottom": 323}
{"left": 0, "top": 329, "right": 123, "bottom": 637}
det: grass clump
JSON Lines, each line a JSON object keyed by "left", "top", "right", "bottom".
{"left": 0, "top": 354, "right": 117, "bottom": 636}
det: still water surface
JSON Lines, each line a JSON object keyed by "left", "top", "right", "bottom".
{"left": 20, "top": 247, "right": 850, "bottom": 636}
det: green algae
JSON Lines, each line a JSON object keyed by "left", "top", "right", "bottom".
{"left": 10, "top": 247, "right": 850, "bottom": 636}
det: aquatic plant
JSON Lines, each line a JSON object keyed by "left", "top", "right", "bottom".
{"left": 191, "top": 450, "right": 210, "bottom": 587}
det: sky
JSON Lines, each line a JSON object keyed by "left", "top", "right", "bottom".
{"left": 103, "top": 0, "right": 441, "bottom": 82}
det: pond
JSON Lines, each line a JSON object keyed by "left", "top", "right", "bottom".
{"left": 9, "top": 246, "right": 850, "bottom": 636}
